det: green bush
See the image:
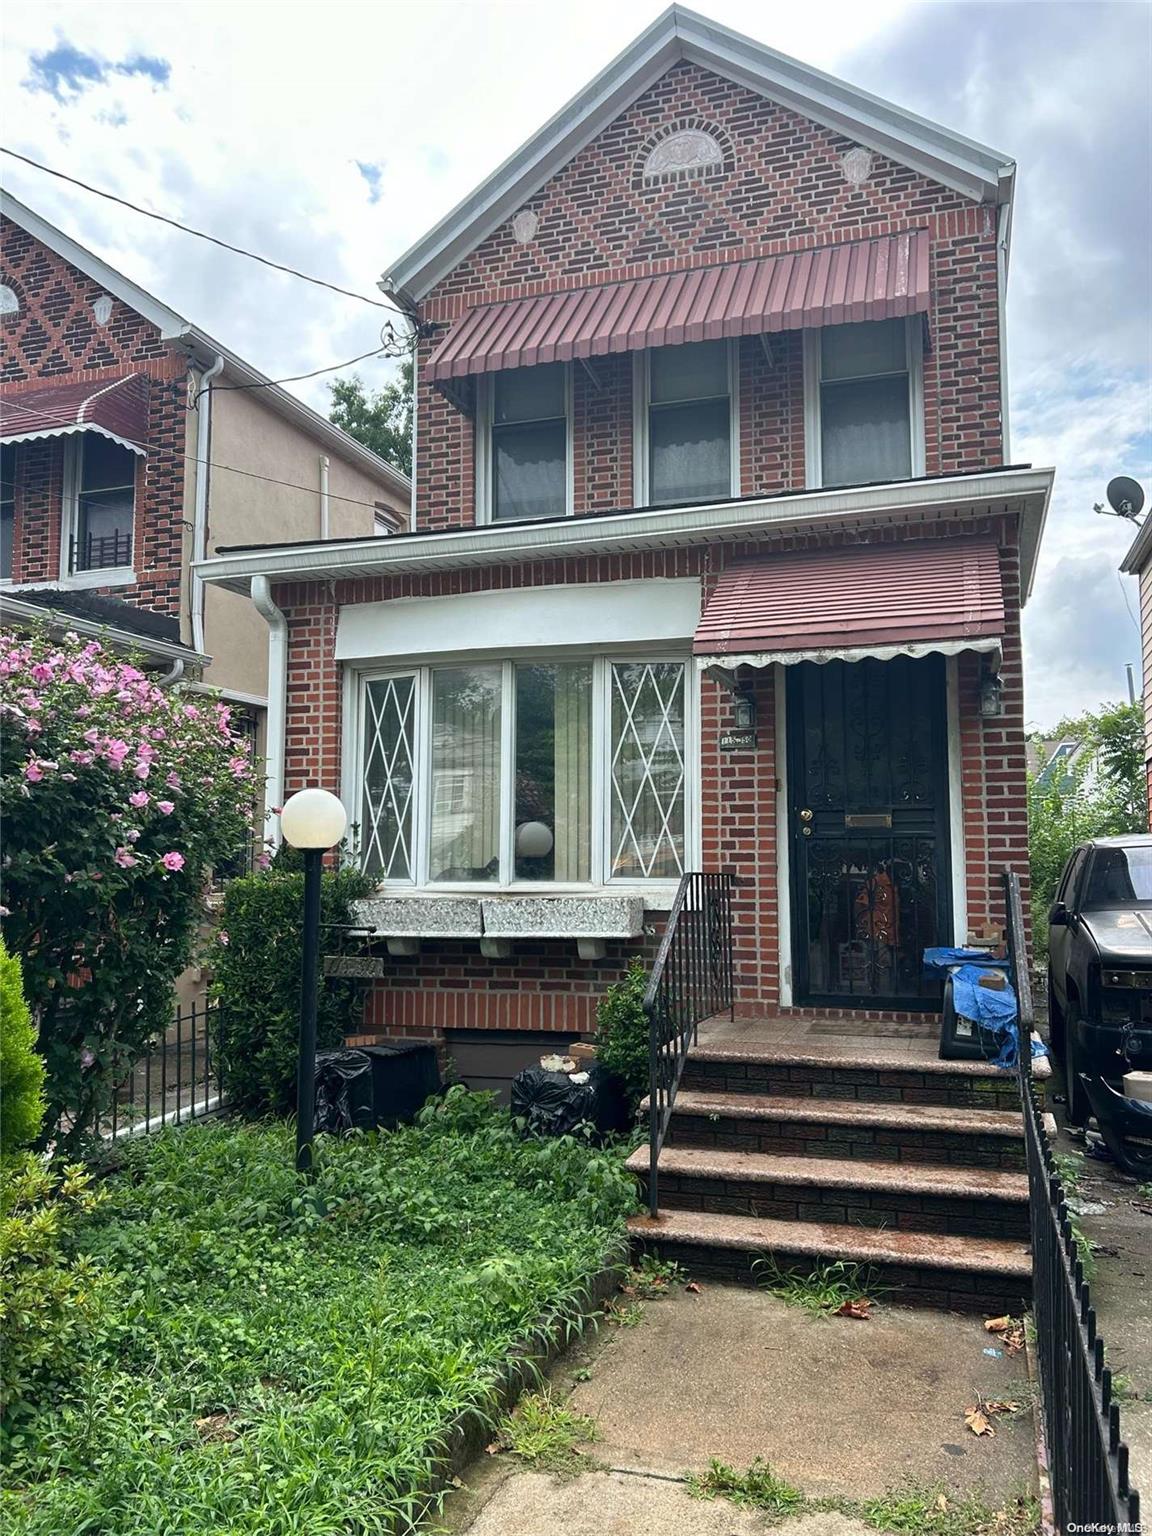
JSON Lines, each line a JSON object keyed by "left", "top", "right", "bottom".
{"left": 211, "top": 866, "right": 374, "bottom": 1115}
{"left": 595, "top": 958, "right": 650, "bottom": 1108}
{"left": 0, "top": 942, "right": 44, "bottom": 1159}
{"left": 0, "top": 1155, "right": 107, "bottom": 1432}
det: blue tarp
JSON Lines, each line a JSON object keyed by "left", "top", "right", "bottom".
{"left": 922, "top": 947, "right": 1021, "bottom": 1069}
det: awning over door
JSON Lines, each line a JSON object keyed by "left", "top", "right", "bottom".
{"left": 426, "top": 230, "right": 930, "bottom": 383}
{"left": 694, "top": 539, "right": 1005, "bottom": 670}
{"left": 0, "top": 375, "right": 149, "bottom": 454}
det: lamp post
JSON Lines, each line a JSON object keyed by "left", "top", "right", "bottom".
{"left": 280, "top": 788, "right": 348, "bottom": 1178}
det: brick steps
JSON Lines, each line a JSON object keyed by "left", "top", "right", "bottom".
{"left": 627, "top": 1208, "right": 1031, "bottom": 1311}
{"left": 653, "top": 1088, "right": 1026, "bottom": 1170}
{"left": 626, "top": 1144, "right": 1030, "bottom": 1240}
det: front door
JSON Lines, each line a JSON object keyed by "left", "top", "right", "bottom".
{"left": 787, "top": 655, "right": 952, "bottom": 1008}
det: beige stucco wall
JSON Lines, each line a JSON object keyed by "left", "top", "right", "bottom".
{"left": 197, "top": 380, "right": 409, "bottom": 700}
{"left": 1141, "top": 565, "right": 1152, "bottom": 777}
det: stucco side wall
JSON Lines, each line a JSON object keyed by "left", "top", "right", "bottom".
{"left": 1142, "top": 564, "right": 1152, "bottom": 820}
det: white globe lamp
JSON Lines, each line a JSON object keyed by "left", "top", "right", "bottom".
{"left": 515, "top": 820, "right": 554, "bottom": 859}
{"left": 280, "top": 787, "right": 348, "bottom": 850}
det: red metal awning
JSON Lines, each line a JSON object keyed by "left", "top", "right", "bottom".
{"left": 0, "top": 375, "right": 149, "bottom": 454}
{"left": 427, "top": 231, "right": 930, "bottom": 383}
{"left": 694, "top": 539, "right": 1005, "bottom": 669}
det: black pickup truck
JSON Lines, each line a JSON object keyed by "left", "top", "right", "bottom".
{"left": 1047, "top": 835, "right": 1152, "bottom": 1123}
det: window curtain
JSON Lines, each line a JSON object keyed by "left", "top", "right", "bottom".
{"left": 553, "top": 665, "right": 592, "bottom": 881}
{"left": 429, "top": 665, "right": 501, "bottom": 882}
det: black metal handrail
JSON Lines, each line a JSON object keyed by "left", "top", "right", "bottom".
{"left": 70, "top": 528, "right": 132, "bottom": 574}
{"left": 644, "top": 871, "right": 735, "bottom": 1217}
{"left": 1002, "top": 869, "right": 1142, "bottom": 1535}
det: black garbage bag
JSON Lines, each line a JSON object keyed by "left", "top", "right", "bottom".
{"left": 511, "top": 1062, "right": 627, "bottom": 1139}
{"left": 314, "top": 1048, "right": 376, "bottom": 1134}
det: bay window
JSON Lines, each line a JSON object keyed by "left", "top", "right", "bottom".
{"left": 637, "top": 340, "right": 736, "bottom": 507}
{"left": 354, "top": 656, "right": 691, "bottom": 885}
{"left": 480, "top": 363, "right": 570, "bottom": 523}
{"left": 807, "top": 318, "right": 922, "bottom": 489}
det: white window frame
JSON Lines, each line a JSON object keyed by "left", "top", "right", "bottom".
{"left": 803, "top": 317, "right": 925, "bottom": 491}
{"left": 474, "top": 365, "right": 574, "bottom": 526}
{"left": 343, "top": 651, "right": 699, "bottom": 891}
{"left": 58, "top": 435, "right": 137, "bottom": 589}
{"left": 632, "top": 338, "right": 741, "bottom": 508}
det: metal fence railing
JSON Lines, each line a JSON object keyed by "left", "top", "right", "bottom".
{"left": 101, "top": 999, "right": 225, "bottom": 1139}
{"left": 1002, "top": 869, "right": 1142, "bottom": 1536}
{"left": 644, "top": 871, "right": 735, "bottom": 1218}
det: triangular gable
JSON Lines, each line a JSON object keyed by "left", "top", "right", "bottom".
{"left": 384, "top": 4, "right": 1014, "bottom": 306}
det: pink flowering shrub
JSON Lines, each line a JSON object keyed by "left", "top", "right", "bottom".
{"left": 0, "top": 630, "right": 255, "bottom": 1147}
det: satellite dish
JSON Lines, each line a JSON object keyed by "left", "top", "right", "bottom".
{"left": 1106, "top": 476, "right": 1146, "bottom": 520}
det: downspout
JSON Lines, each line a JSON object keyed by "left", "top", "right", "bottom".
{"left": 192, "top": 354, "right": 225, "bottom": 657}
{"left": 319, "top": 455, "right": 330, "bottom": 540}
{"left": 251, "top": 574, "right": 287, "bottom": 845}
{"left": 996, "top": 201, "right": 1012, "bottom": 464}
{"left": 155, "top": 658, "right": 185, "bottom": 688}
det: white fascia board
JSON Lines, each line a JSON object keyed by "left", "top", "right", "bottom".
{"left": 197, "top": 466, "right": 1054, "bottom": 603}
{"left": 384, "top": 4, "right": 1014, "bottom": 304}
{"left": 0, "top": 593, "right": 210, "bottom": 666}
{"left": 1121, "top": 517, "right": 1152, "bottom": 575}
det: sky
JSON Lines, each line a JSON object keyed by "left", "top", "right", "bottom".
{"left": 2, "top": 0, "right": 1149, "bottom": 728}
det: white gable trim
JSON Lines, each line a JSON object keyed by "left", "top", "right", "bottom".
{"left": 383, "top": 4, "right": 1015, "bottom": 306}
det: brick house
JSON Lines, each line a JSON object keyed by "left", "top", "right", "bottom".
{"left": 1, "top": 194, "right": 410, "bottom": 747}
{"left": 199, "top": 7, "right": 1053, "bottom": 1097}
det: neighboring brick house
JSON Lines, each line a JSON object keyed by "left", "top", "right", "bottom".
{"left": 199, "top": 7, "right": 1052, "bottom": 1084}
{"left": 0, "top": 194, "right": 410, "bottom": 756}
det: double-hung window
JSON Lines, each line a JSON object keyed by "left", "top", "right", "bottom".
{"left": 808, "top": 317, "right": 921, "bottom": 488}
{"left": 638, "top": 340, "right": 736, "bottom": 506}
{"left": 0, "top": 443, "right": 14, "bottom": 582}
{"left": 67, "top": 436, "right": 137, "bottom": 575}
{"left": 355, "top": 657, "right": 691, "bottom": 886}
{"left": 480, "top": 363, "right": 569, "bottom": 522}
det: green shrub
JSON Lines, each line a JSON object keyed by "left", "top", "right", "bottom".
{"left": 211, "top": 866, "right": 374, "bottom": 1115}
{"left": 595, "top": 958, "right": 650, "bottom": 1108}
{"left": 0, "top": 1155, "right": 107, "bottom": 1431}
{"left": 0, "top": 942, "right": 44, "bottom": 1159}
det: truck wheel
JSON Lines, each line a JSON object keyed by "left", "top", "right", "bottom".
{"left": 1064, "top": 1005, "right": 1090, "bottom": 1126}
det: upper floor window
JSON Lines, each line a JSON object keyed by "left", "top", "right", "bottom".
{"left": 806, "top": 318, "right": 923, "bottom": 489}
{"left": 477, "top": 363, "right": 570, "bottom": 523}
{"left": 0, "top": 443, "right": 14, "bottom": 582}
{"left": 67, "top": 436, "right": 136, "bottom": 576}
{"left": 636, "top": 340, "right": 737, "bottom": 507}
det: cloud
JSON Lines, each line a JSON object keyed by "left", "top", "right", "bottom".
{"left": 355, "top": 161, "right": 384, "bottom": 204}
{"left": 26, "top": 41, "right": 170, "bottom": 101}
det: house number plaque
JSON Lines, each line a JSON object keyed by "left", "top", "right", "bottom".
{"left": 720, "top": 729, "right": 758, "bottom": 751}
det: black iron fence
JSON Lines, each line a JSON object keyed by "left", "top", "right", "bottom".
{"left": 70, "top": 527, "right": 132, "bottom": 574}
{"left": 101, "top": 998, "right": 225, "bottom": 1139}
{"left": 1002, "top": 869, "right": 1142, "bottom": 1535}
{"left": 644, "top": 871, "right": 734, "bottom": 1218}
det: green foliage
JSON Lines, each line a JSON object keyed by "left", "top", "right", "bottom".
{"left": 0, "top": 1095, "right": 635, "bottom": 1535}
{"left": 493, "top": 1389, "right": 597, "bottom": 1470}
{"left": 1028, "top": 699, "right": 1148, "bottom": 962}
{"left": 210, "top": 865, "right": 374, "bottom": 1115}
{"left": 328, "top": 363, "right": 413, "bottom": 477}
{"left": 0, "top": 630, "right": 255, "bottom": 1148}
{"left": 0, "top": 1156, "right": 107, "bottom": 1432}
{"left": 688, "top": 1457, "right": 806, "bottom": 1517}
{"left": 0, "top": 941, "right": 44, "bottom": 1158}
{"left": 594, "top": 958, "right": 650, "bottom": 1107}
{"left": 753, "top": 1256, "right": 882, "bottom": 1316}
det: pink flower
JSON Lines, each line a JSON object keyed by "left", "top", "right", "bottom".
{"left": 228, "top": 756, "right": 249, "bottom": 778}
{"left": 256, "top": 852, "right": 271, "bottom": 871}
{"left": 24, "top": 760, "right": 44, "bottom": 782}
{"left": 129, "top": 790, "right": 150, "bottom": 808}
{"left": 137, "top": 743, "right": 157, "bottom": 764}
{"left": 114, "top": 847, "right": 138, "bottom": 869}
{"left": 166, "top": 772, "right": 182, "bottom": 791}
{"left": 183, "top": 705, "right": 200, "bottom": 720}
{"left": 70, "top": 750, "right": 95, "bottom": 766}
{"left": 30, "top": 662, "right": 54, "bottom": 684}
{"left": 126, "top": 829, "right": 140, "bottom": 843}
{"left": 105, "top": 739, "right": 130, "bottom": 766}
{"left": 160, "top": 851, "right": 185, "bottom": 872}
{"left": 133, "top": 761, "right": 151, "bottom": 780}
{"left": 83, "top": 728, "right": 100, "bottom": 744}
{"left": 157, "top": 800, "right": 175, "bottom": 815}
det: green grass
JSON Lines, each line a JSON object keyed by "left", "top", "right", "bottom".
{"left": 493, "top": 1389, "right": 597, "bottom": 1471}
{"left": 1, "top": 1091, "right": 636, "bottom": 1535}
{"left": 753, "top": 1256, "right": 883, "bottom": 1316}
{"left": 687, "top": 1457, "right": 806, "bottom": 1518}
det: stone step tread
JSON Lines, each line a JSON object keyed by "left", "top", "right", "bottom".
{"left": 689, "top": 1038, "right": 1016, "bottom": 1079}
{"left": 627, "top": 1207, "right": 1033, "bottom": 1277}
{"left": 625, "top": 1144, "right": 1029, "bottom": 1201}
{"left": 649, "top": 1088, "right": 1024, "bottom": 1138}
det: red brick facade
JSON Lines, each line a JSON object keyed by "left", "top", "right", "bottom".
{"left": 414, "top": 60, "right": 1003, "bottom": 533}
{"left": 1, "top": 217, "right": 188, "bottom": 610}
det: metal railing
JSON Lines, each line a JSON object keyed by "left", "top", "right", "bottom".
{"left": 644, "top": 871, "right": 735, "bottom": 1218}
{"left": 70, "top": 527, "right": 132, "bottom": 574}
{"left": 1002, "top": 869, "right": 1142, "bottom": 1535}
{"left": 101, "top": 999, "right": 225, "bottom": 1139}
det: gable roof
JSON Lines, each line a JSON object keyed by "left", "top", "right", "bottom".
{"left": 0, "top": 191, "right": 410, "bottom": 496}
{"left": 383, "top": 4, "right": 1015, "bottom": 308}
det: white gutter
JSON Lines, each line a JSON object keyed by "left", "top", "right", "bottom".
{"left": 0, "top": 593, "right": 209, "bottom": 666}
{"left": 196, "top": 466, "right": 1055, "bottom": 599}
{"left": 191, "top": 354, "right": 225, "bottom": 656}
{"left": 319, "top": 455, "right": 331, "bottom": 540}
{"left": 996, "top": 202, "right": 1012, "bottom": 463}
{"left": 251, "top": 575, "right": 287, "bottom": 844}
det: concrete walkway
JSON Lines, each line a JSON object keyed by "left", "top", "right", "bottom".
{"left": 443, "top": 1283, "right": 1037, "bottom": 1534}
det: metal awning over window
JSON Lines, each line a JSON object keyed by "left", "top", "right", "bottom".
{"left": 694, "top": 539, "right": 1005, "bottom": 670}
{"left": 426, "top": 231, "right": 930, "bottom": 385}
{"left": 0, "top": 375, "right": 149, "bottom": 455}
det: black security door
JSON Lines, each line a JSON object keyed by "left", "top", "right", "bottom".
{"left": 787, "top": 655, "right": 952, "bottom": 1007}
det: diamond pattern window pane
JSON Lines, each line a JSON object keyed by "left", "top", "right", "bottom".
{"left": 360, "top": 676, "right": 416, "bottom": 880}
{"left": 610, "top": 662, "right": 686, "bottom": 880}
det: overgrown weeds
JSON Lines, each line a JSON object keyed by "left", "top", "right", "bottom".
{"left": 687, "top": 1458, "right": 806, "bottom": 1518}
{"left": 491, "top": 1390, "right": 597, "bottom": 1472}
{"left": 753, "top": 1256, "right": 883, "bottom": 1316}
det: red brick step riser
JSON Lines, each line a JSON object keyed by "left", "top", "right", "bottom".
{"left": 666, "top": 1112, "right": 1027, "bottom": 1171}
{"left": 680, "top": 1057, "right": 1021, "bottom": 1111}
